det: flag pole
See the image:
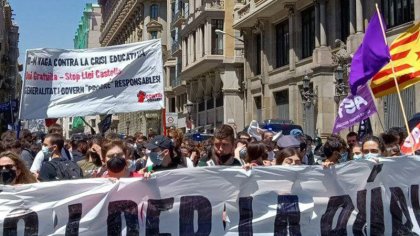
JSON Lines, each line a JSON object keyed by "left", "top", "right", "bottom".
{"left": 375, "top": 4, "right": 415, "bottom": 154}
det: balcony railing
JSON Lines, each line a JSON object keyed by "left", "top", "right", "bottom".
{"left": 211, "top": 48, "right": 224, "bottom": 55}
{"left": 171, "top": 41, "right": 181, "bottom": 54}
{"left": 170, "top": 77, "right": 182, "bottom": 87}
{"left": 171, "top": 9, "right": 188, "bottom": 27}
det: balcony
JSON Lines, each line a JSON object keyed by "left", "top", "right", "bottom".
{"left": 171, "top": 41, "right": 182, "bottom": 57}
{"left": 233, "top": 0, "right": 288, "bottom": 29}
{"left": 171, "top": 10, "right": 187, "bottom": 28}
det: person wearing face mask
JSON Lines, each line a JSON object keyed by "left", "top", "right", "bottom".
{"left": 361, "top": 135, "right": 385, "bottom": 161}
{"left": 321, "top": 134, "right": 348, "bottom": 168}
{"left": 30, "top": 124, "right": 73, "bottom": 174}
{"left": 0, "top": 151, "right": 37, "bottom": 185}
{"left": 351, "top": 143, "right": 363, "bottom": 160}
{"left": 101, "top": 140, "right": 143, "bottom": 179}
{"left": 198, "top": 125, "right": 242, "bottom": 167}
{"left": 143, "top": 135, "right": 185, "bottom": 173}
{"left": 38, "top": 134, "right": 83, "bottom": 181}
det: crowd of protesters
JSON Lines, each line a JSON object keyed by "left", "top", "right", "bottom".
{"left": 0, "top": 122, "right": 415, "bottom": 186}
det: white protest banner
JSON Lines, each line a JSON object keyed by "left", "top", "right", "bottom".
{"left": 166, "top": 112, "right": 178, "bottom": 127}
{"left": 2, "top": 157, "right": 420, "bottom": 235}
{"left": 19, "top": 40, "right": 164, "bottom": 119}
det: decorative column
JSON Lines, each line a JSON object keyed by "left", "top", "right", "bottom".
{"left": 286, "top": 4, "right": 296, "bottom": 71}
{"left": 319, "top": 0, "right": 327, "bottom": 47}
{"left": 349, "top": 0, "right": 356, "bottom": 35}
{"left": 206, "top": 19, "right": 212, "bottom": 55}
{"left": 182, "top": 38, "right": 187, "bottom": 68}
{"left": 314, "top": 0, "right": 320, "bottom": 48}
{"left": 356, "top": 0, "right": 363, "bottom": 33}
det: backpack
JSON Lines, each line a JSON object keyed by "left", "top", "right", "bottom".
{"left": 48, "top": 160, "right": 83, "bottom": 180}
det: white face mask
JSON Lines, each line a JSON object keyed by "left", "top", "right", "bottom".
{"left": 353, "top": 154, "right": 363, "bottom": 160}
{"left": 364, "top": 153, "right": 380, "bottom": 159}
{"left": 42, "top": 146, "right": 52, "bottom": 157}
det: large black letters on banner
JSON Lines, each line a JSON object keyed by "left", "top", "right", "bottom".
{"left": 411, "top": 185, "right": 420, "bottom": 227}
{"left": 107, "top": 200, "right": 139, "bottom": 236}
{"left": 65, "top": 203, "right": 82, "bottom": 236}
{"left": 353, "top": 190, "right": 367, "bottom": 236}
{"left": 371, "top": 187, "right": 384, "bottom": 235}
{"left": 179, "top": 196, "right": 212, "bottom": 236}
{"left": 274, "top": 195, "right": 301, "bottom": 236}
{"left": 239, "top": 197, "right": 253, "bottom": 236}
{"left": 390, "top": 187, "right": 414, "bottom": 235}
{"left": 146, "top": 198, "right": 174, "bottom": 236}
{"left": 320, "top": 195, "right": 354, "bottom": 235}
{"left": 3, "top": 208, "right": 38, "bottom": 236}
{"left": 367, "top": 164, "right": 383, "bottom": 183}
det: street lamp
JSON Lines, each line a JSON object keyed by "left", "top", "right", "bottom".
{"left": 334, "top": 64, "right": 349, "bottom": 104}
{"left": 333, "top": 39, "right": 350, "bottom": 104}
{"left": 300, "top": 74, "right": 317, "bottom": 109}
{"left": 215, "top": 29, "right": 245, "bottom": 43}
{"left": 186, "top": 102, "right": 193, "bottom": 132}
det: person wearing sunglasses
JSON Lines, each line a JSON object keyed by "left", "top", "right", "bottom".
{"left": 361, "top": 135, "right": 385, "bottom": 160}
{"left": 0, "top": 151, "right": 37, "bottom": 185}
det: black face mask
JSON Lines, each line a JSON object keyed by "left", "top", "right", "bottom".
{"left": 0, "top": 169, "right": 17, "bottom": 185}
{"left": 106, "top": 156, "right": 126, "bottom": 173}
{"left": 219, "top": 154, "right": 232, "bottom": 164}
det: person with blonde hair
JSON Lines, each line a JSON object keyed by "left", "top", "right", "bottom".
{"left": 0, "top": 151, "right": 37, "bottom": 185}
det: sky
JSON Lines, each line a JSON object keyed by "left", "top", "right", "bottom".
{"left": 8, "top": 0, "right": 98, "bottom": 65}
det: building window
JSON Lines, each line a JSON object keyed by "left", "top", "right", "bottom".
{"left": 151, "top": 31, "right": 158, "bottom": 39}
{"left": 255, "top": 34, "right": 261, "bottom": 75}
{"left": 275, "top": 20, "right": 289, "bottom": 68}
{"left": 274, "top": 90, "right": 289, "bottom": 120}
{"left": 382, "top": 0, "right": 414, "bottom": 28}
{"left": 216, "top": 94, "right": 223, "bottom": 107}
{"left": 91, "top": 119, "right": 96, "bottom": 127}
{"left": 340, "top": 0, "right": 350, "bottom": 41}
{"left": 185, "top": 38, "right": 188, "bottom": 66}
{"left": 151, "top": 4, "right": 159, "bottom": 20}
{"left": 206, "top": 98, "right": 214, "bottom": 110}
{"left": 169, "top": 97, "right": 176, "bottom": 112}
{"left": 69, "top": 124, "right": 72, "bottom": 130}
{"left": 301, "top": 6, "right": 315, "bottom": 59}
{"left": 170, "top": 67, "right": 176, "bottom": 87}
{"left": 211, "top": 19, "right": 224, "bottom": 55}
{"left": 198, "top": 101, "right": 205, "bottom": 112}
{"left": 254, "top": 96, "right": 262, "bottom": 121}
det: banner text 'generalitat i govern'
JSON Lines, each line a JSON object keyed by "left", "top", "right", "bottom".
{"left": 19, "top": 40, "right": 164, "bottom": 119}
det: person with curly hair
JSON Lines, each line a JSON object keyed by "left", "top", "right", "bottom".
{"left": 0, "top": 151, "right": 37, "bottom": 185}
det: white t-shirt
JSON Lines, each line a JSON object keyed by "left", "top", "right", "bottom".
{"left": 30, "top": 148, "right": 73, "bottom": 173}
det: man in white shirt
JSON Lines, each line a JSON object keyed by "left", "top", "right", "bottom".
{"left": 30, "top": 124, "right": 72, "bottom": 173}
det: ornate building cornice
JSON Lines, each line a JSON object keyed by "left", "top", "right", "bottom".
{"left": 100, "top": 0, "right": 143, "bottom": 46}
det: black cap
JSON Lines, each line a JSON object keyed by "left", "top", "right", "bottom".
{"left": 145, "top": 135, "right": 173, "bottom": 150}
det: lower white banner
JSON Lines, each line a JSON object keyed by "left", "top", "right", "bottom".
{"left": 1, "top": 157, "right": 420, "bottom": 235}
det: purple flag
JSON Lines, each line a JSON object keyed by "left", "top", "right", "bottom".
{"left": 349, "top": 12, "right": 390, "bottom": 95}
{"left": 333, "top": 85, "right": 377, "bottom": 134}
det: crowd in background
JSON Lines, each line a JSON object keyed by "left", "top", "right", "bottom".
{"left": 0, "top": 122, "right": 415, "bottom": 186}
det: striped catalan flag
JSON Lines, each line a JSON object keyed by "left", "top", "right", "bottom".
{"left": 370, "top": 23, "right": 420, "bottom": 98}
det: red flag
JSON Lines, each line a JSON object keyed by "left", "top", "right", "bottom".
{"left": 45, "top": 118, "right": 58, "bottom": 127}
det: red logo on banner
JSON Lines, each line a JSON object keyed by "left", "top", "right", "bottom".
{"left": 137, "top": 91, "right": 146, "bottom": 103}
{"left": 401, "top": 124, "right": 420, "bottom": 155}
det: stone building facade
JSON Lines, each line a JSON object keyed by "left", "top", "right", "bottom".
{"left": 0, "top": 0, "right": 20, "bottom": 131}
{"left": 165, "top": 0, "right": 245, "bottom": 134}
{"left": 99, "top": 0, "right": 168, "bottom": 136}
{"left": 233, "top": 0, "right": 420, "bottom": 138}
